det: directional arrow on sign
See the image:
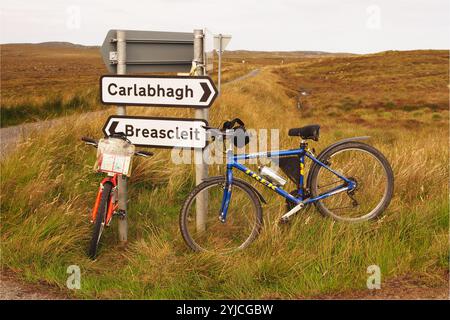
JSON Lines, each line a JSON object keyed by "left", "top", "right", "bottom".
{"left": 100, "top": 75, "right": 218, "bottom": 108}
{"left": 108, "top": 120, "right": 120, "bottom": 135}
{"left": 200, "top": 82, "right": 211, "bottom": 102}
{"left": 102, "top": 115, "right": 208, "bottom": 148}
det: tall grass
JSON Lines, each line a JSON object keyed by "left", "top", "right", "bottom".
{"left": 0, "top": 62, "right": 448, "bottom": 298}
{"left": 0, "top": 89, "right": 101, "bottom": 127}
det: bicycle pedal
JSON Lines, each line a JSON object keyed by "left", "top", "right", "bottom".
{"left": 280, "top": 202, "right": 305, "bottom": 222}
{"left": 279, "top": 217, "right": 291, "bottom": 225}
{"left": 113, "top": 210, "right": 126, "bottom": 219}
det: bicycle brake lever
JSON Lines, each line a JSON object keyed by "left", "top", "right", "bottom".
{"left": 84, "top": 142, "right": 98, "bottom": 148}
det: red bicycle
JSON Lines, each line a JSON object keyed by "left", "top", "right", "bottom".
{"left": 81, "top": 134, "right": 153, "bottom": 259}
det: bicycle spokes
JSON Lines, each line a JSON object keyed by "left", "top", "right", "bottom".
{"left": 184, "top": 182, "right": 260, "bottom": 253}
{"left": 314, "top": 148, "right": 390, "bottom": 220}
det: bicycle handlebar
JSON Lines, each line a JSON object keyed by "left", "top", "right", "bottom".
{"left": 221, "top": 118, "right": 245, "bottom": 130}
{"left": 81, "top": 136, "right": 97, "bottom": 145}
{"left": 202, "top": 118, "right": 247, "bottom": 136}
{"left": 81, "top": 136, "right": 153, "bottom": 157}
{"left": 134, "top": 150, "right": 154, "bottom": 157}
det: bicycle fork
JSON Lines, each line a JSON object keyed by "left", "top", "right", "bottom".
{"left": 219, "top": 167, "right": 233, "bottom": 223}
{"left": 91, "top": 175, "right": 119, "bottom": 226}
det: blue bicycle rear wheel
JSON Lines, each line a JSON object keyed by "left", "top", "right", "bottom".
{"left": 309, "top": 142, "right": 394, "bottom": 222}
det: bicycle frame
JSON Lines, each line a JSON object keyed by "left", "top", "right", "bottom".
{"left": 220, "top": 144, "right": 356, "bottom": 221}
{"left": 91, "top": 174, "right": 119, "bottom": 225}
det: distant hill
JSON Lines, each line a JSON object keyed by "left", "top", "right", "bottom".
{"left": 221, "top": 50, "right": 355, "bottom": 59}
{"left": 1, "top": 42, "right": 353, "bottom": 56}
{"left": 1, "top": 41, "right": 99, "bottom": 49}
{"left": 38, "top": 41, "right": 99, "bottom": 49}
{"left": 229, "top": 49, "right": 341, "bottom": 55}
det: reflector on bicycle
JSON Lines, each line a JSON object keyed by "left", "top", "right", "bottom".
{"left": 95, "top": 138, "right": 135, "bottom": 176}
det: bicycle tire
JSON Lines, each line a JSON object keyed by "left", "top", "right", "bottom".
{"left": 179, "top": 177, "right": 263, "bottom": 253}
{"left": 88, "top": 181, "right": 113, "bottom": 259}
{"left": 309, "top": 142, "right": 394, "bottom": 222}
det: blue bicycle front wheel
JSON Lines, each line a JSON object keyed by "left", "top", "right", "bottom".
{"left": 179, "top": 177, "right": 263, "bottom": 253}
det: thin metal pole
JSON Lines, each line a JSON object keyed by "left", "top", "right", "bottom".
{"left": 193, "top": 29, "right": 208, "bottom": 232}
{"left": 116, "top": 30, "right": 128, "bottom": 243}
{"left": 218, "top": 34, "right": 222, "bottom": 95}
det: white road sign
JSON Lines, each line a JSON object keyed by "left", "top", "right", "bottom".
{"left": 102, "top": 116, "right": 208, "bottom": 148}
{"left": 214, "top": 34, "right": 232, "bottom": 53}
{"left": 100, "top": 75, "right": 218, "bottom": 108}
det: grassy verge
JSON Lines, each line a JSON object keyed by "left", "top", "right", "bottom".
{"left": 1, "top": 60, "right": 448, "bottom": 298}
{"left": 0, "top": 90, "right": 102, "bottom": 127}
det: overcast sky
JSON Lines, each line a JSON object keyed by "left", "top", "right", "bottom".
{"left": 0, "top": 0, "right": 449, "bottom": 53}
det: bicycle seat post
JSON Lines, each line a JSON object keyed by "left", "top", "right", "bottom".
{"left": 300, "top": 139, "right": 308, "bottom": 148}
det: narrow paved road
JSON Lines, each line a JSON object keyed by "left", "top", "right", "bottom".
{"left": 0, "top": 110, "right": 107, "bottom": 159}
{"left": 226, "top": 68, "right": 260, "bottom": 84}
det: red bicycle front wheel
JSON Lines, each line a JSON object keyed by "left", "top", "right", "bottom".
{"left": 88, "top": 181, "right": 113, "bottom": 259}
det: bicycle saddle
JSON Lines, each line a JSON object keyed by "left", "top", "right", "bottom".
{"left": 288, "top": 124, "right": 320, "bottom": 141}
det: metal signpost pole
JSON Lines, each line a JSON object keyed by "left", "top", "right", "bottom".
{"left": 193, "top": 29, "right": 207, "bottom": 232}
{"left": 218, "top": 34, "right": 222, "bottom": 95}
{"left": 116, "top": 30, "right": 128, "bottom": 243}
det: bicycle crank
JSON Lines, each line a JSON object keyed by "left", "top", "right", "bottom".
{"left": 279, "top": 202, "right": 305, "bottom": 224}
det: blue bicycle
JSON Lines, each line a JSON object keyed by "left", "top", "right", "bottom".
{"left": 180, "top": 118, "right": 394, "bottom": 252}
